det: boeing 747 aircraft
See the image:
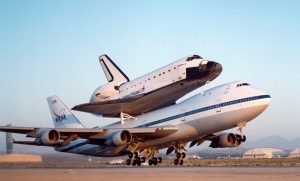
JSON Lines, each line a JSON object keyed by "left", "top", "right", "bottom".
{"left": 0, "top": 55, "right": 271, "bottom": 166}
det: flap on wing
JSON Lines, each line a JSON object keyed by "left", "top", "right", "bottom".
{"left": 189, "top": 132, "right": 224, "bottom": 147}
{"left": 13, "top": 140, "right": 63, "bottom": 147}
{"left": 125, "top": 126, "right": 178, "bottom": 140}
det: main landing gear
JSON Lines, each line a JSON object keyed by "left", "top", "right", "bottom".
{"left": 125, "top": 152, "right": 162, "bottom": 166}
{"left": 174, "top": 151, "right": 186, "bottom": 165}
{"left": 148, "top": 156, "right": 162, "bottom": 166}
{"left": 126, "top": 152, "right": 144, "bottom": 166}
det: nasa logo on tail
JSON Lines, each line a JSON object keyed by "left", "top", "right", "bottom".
{"left": 51, "top": 100, "right": 66, "bottom": 126}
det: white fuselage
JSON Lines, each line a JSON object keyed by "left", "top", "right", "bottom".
{"left": 56, "top": 81, "right": 271, "bottom": 156}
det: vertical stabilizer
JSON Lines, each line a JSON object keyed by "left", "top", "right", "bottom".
{"left": 99, "top": 54, "right": 129, "bottom": 83}
{"left": 6, "top": 124, "right": 13, "bottom": 154}
{"left": 47, "top": 96, "right": 85, "bottom": 128}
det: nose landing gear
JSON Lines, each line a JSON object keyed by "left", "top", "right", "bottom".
{"left": 237, "top": 121, "right": 247, "bottom": 143}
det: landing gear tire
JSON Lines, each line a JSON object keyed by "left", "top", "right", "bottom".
{"left": 141, "top": 157, "right": 146, "bottom": 163}
{"left": 137, "top": 159, "right": 142, "bottom": 166}
{"left": 153, "top": 157, "right": 158, "bottom": 165}
{"left": 242, "top": 135, "right": 246, "bottom": 142}
{"left": 174, "top": 159, "right": 179, "bottom": 165}
{"left": 126, "top": 159, "right": 131, "bottom": 166}
{"left": 157, "top": 157, "right": 162, "bottom": 163}
{"left": 148, "top": 159, "right": 153, "bottom": 166}
{"left": 176, "top": 152, "right": 181, "bottom": 159}
{"left": 128, "top": 152, "right": 133, "bottom": 159}
{"left": 181, "top": 152, "right": 186, "bottom": 159}
{"left": 179, "top": 159, "right": 183, "bottom": 165}
{"left": 132, "top": 159, "right": 137, "bottom": 166}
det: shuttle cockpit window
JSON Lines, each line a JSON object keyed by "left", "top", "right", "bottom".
{"left": 186, "top": 55, "right": 203, "bottom": 61}
{"left": 237, "top": 83, "right": 250, "bottom": 87}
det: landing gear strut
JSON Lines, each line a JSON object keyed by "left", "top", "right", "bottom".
{"left": 237, "top": 121, "right": 247, "bottom": 142}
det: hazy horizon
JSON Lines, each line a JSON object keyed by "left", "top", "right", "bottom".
{"left": 1, "top": 0, "right": 300, "bottom": 152}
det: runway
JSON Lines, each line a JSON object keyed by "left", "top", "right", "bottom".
{"left": 1, "top": 167, "right": 300, "bottom": 181}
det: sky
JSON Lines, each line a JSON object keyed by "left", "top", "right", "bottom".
{"left": 0, "top": 0, "right": 300, "bottom": 152}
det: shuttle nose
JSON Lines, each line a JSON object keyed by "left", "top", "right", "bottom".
{"left": 204, "top": 61, "right": 223, "bottom": 77}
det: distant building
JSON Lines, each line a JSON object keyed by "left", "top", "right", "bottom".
{"left": 289, "top": 148, "right": 300, "bottom": 158}
{"left": 243, "top": 148, "right": 288, "bottom": 159}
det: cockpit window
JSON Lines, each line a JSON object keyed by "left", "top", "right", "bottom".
{"left": 186, "top": 55, "right": 203, "bottom": 61}
{"left": 237, "top": 83, "right": 250, "bottom": 87}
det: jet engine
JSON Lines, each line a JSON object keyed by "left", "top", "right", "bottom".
{"left": 209, "top": 133, "right": 244, "bottom": 148}
{"left": 35, "top": 129, "right": 60, "bottom": 145}
{"left": 104, "top": 130, "right": 132, "bottom": 147}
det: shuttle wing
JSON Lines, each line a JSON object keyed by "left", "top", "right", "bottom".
{"left": 72, "top": 79, "right": 203, "bottom": 117}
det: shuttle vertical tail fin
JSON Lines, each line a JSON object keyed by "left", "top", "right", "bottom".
{"left": 99, "top": 54, "right": 129, "bottom": 83}
{"left": 47, "top": 96, "right": 85, "bottom": 128}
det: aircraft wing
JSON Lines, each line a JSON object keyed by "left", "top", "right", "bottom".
{"left": 0, "top": 126, "right": 105, "bottom": 139}
{"left": 0, "top": 126, "right": 177, "bottom": 144}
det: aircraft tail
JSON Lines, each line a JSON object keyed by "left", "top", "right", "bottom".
{"left": 99, "top": 54, "right": 129, "bottom": 83}
{"left": 47, "top": 96, "right": 85, "bottom": 128}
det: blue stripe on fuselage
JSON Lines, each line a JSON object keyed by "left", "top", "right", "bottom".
{"left": 136, "top": 95, "right": 271, "bottom": 128}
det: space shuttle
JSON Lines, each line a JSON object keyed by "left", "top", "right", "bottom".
{"left": 72, "top": 54, "right": 222, "bottom": 118}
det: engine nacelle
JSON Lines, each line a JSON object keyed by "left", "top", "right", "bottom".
{"left": 210, "top": 133, "right": 242, "bottom": 148}
{"left": 35, "top": 129, "right": 60, "bottom": 145}
{"left": 104, "top": 130, "right": 132, "bottom": 147}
